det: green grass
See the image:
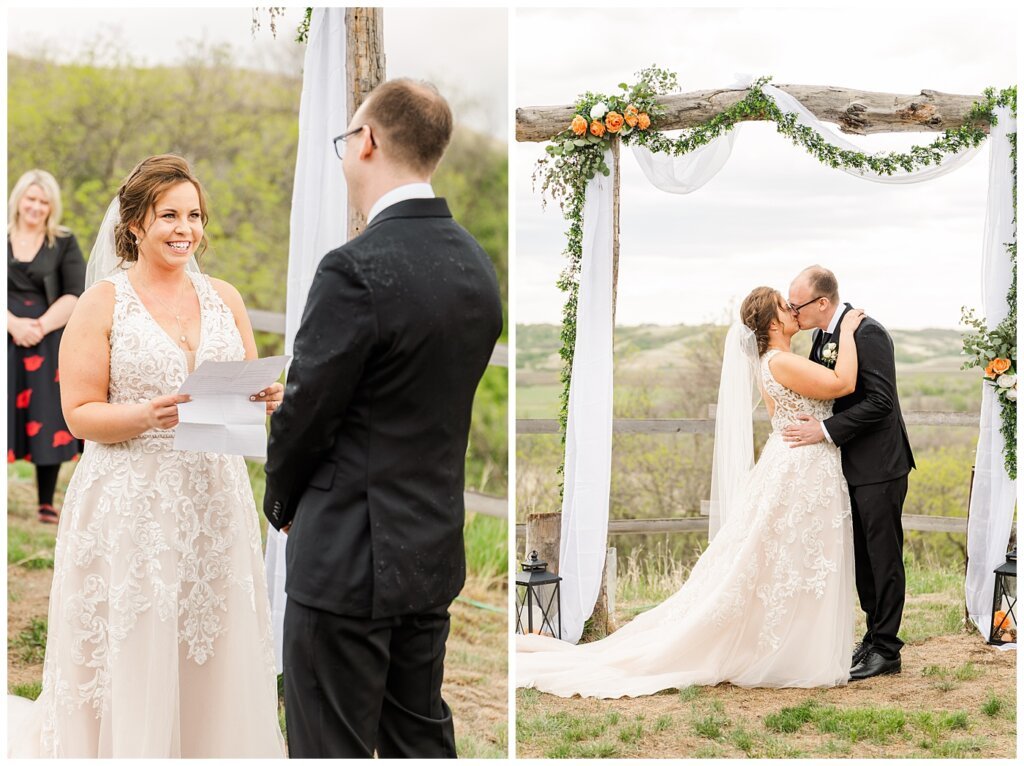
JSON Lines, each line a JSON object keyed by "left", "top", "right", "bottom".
{"left": 728, "top": 726, "right": 756, "bottom": 754}
{"left": 764, "top": 700, "right": 818, "bottom": 733}
{"left": 765, "top": 701, "right": 926, "bottom": 745}
{"left": 921, "top": 661, "right": 984, "bottom": 692}
{"left": 457, "top": 724, "right": 507, "bottom": 759}
{"left": 927, "top": 737, "right": 988, "bottom": 757}
{"left": 690, "top": 701, "right": 730, "bottom": 740}
{"left": 678, "top": 685, "right": 702, "bottom": 702}
{"left": 464, "top": 513, "right": 506, "bottom": 582}
{"left": 12, "top": 618, "right": 48, "bottom": 664}
{"left": 10, "top": 681, "right": 42, "bottom": 700}
{"left": 982, "top": 693, "right": 1003, "bottom": 717}
{"left": 7, "top": 525, "right": 56, "bottom": 570}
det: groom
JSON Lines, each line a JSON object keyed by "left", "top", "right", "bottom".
{"left": 783, "top": 266, "right": 915, "bottom": 681}
{"left": 263, "top": 79, "right": 502, "bottom": 757}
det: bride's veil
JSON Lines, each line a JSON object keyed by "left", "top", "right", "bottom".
{"left": 84, "top": 196, "right": 200, "bottom": 289}
{"left": 708, "top": 321, "right": 762, "bottom": 540}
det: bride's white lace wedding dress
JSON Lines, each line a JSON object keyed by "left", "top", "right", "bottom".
{"left": 517, "top": 349, "right": 855, "bottom": 698}
{"left": 8, "top": 271, "right": 285, "bottom": 757}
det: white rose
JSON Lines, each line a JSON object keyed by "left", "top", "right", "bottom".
{"left": 997, "top": 373, "right": 1016, "bottom": 389}
{"left": 590, "top": 102, "right": 608, "bottom": 120}
{"left": 1006, "top": 388, "right": 1017, "bottom": 401}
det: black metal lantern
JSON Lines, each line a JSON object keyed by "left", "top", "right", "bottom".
{"left": 989, "top": 550, "right": 1017, "bottom": 645}
{"left": 516, "top": 550, "right": 562, "bottom": 639}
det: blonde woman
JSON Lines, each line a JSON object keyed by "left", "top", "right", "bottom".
{"left": 7, "top": 170, "right": 85, "bottom": 523}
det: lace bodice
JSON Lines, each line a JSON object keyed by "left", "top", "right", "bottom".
{"left": 106, "top": 271, "right": 246, "bottom": 429}
{"left": 760, "top": 349, "right": 833, "bottom": 431}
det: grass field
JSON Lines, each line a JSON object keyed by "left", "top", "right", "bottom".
{"left": 515, "top": 557, "right": 1016, "bottom": 759}
{"left": 7, "top": 459, "right": 508, "bottom": 757}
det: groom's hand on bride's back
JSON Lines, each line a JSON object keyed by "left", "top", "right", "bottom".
{"left": 783, "top": 413, "right": 825, "bottom": 447}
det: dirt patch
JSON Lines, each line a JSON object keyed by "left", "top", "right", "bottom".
{"left": 516, "top": 632, "right": 1015, "bottom": 758}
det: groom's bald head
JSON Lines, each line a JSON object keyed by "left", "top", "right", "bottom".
{"left": 789, "top": 265, "right": 841, "bottom": 331}
{"left": 794, "top": 265, "right": 840, "bottom": 305}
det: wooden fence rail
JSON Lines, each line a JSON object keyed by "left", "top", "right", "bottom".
{"left": 517, "top": 409, "right": 978, "bottom": 534}
{"left": 517, "top": 409, "right": 978, "bottom": 435}
{"left": 516, "top": 512, "right": 967, "bottom": 539}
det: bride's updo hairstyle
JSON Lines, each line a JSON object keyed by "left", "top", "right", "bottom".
{"left": 740, "top": 286, "right": 783, "bottom": 356}
{"left": 114, "top": 154, "right": 209, "bottom": 265}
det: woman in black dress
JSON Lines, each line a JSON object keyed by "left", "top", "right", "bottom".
{"left": 7, "top": 169, "right": 85, "bottom": 522}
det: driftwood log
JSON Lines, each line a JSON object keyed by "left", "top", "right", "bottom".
{"left": 516, "top": 85, "right": 988, "bottom": 142}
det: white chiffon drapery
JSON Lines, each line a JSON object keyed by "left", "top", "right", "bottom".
{"left": 558, "top": 83, "right": 1014, "bottom": 645}
{"left": 264, "top": 7, "right": 348, "bottom": 672}
{"left": 965, "top": 106, "right": 1016, "bottom": 645}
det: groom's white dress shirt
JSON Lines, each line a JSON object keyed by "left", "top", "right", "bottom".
{"left": 820, "top": 305, "right": 843, "bottom": 444}
{"left": 366, "top": 183, "right": 436, "bottom": 225}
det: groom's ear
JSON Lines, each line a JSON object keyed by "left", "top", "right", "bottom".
{"left": 358, "top": 127, "right": 376, "bottom": 161}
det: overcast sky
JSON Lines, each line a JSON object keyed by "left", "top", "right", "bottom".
{"left": 514, "top": 8, "right": 1017, "bottom": 329}
{"left": 7, "top": 7, "right": 507, "bottom": 139}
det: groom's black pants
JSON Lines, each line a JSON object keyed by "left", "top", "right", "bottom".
{"left": 283, "top": 598, "right": 457, "bottom": 759}
{"left": 850, "top": 475, "right": 908, "bottom": 661}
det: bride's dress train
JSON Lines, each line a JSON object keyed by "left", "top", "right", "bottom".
{"left": 8, "top": 271, "right": 285, "bottom": 757}
{"left": 517, "top": 349, "right": 855, "bottom": 698}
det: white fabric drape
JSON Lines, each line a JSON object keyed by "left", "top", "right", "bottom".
{"left": 265, "top": 7, "right": 348, "bottom": 672}
{"left": 762, "top": 84, "right": 983, "bottom": 183}
{"left": 965, "top": 106, "right": 1016, "bottom": 646}
{"left": 558, "top": 166, "right": 616, "bottom": 645}
{"left": 558, "top": 81, "right": 1011, "bottom": 645}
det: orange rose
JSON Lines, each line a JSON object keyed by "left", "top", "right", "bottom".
{"left": 590, "top": 120, "right": 606, "bottom": 137}
{"left": 570, "top": 115, "right": 588, "bottom": 136}
{"left": 624, "top": 105, "right": 639, "bottom": 127}
{"left": 605, "top": 111, "right": 624, "bottom": 133}
{"left": 992, "top": 358, "right": 1012, "bottom": 375}
{"left": 637, "top": 112, "right": 651, "bottom": 130}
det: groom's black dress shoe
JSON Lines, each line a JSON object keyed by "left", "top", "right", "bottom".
{"left": 849, "top": 650, "right": 901, "bottom": 681}
{"left": 851, "top": 641, "right": 872, "bottom": 669}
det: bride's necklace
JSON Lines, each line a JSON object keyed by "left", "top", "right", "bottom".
{"left": 138, "top": 275, "right": 191, "bottom": 347}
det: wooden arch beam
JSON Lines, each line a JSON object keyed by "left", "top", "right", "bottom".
{"left": 516, "top": 84, "right": 987, "bottom": 142}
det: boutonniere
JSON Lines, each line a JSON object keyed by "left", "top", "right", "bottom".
{"left": 821, "top": 342, "right": 838, "bottom": 368}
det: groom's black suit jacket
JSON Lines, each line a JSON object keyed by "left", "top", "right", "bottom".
{"left": 263, "top": 198, "right": 502, "bottom": 619}
{"left": 811, "top": 303, "right": 915, "bottom": 487}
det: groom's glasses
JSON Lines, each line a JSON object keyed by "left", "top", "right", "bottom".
{"left": 788, "top": 296, "right": 825, "bottom": 314}
{"left": 333, "top": 125, "right": 376, "bottom": 160}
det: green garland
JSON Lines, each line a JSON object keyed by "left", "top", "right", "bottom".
{"left": 536, "top": 68, "right": 1016, "bottom": 477}
{"left": 960, "top": 87, "right": 1017, "bottom": 479}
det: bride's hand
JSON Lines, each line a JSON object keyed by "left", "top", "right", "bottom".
{"left": 141, "top": 394, "right": 191, "bottom": 430}
{"left": 251, "top": 382, "right": 284, "bottom": 415}
{"left": 840, "top": 309, "right": 866, "bottom": 334}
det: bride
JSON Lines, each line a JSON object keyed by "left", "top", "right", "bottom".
{"left": 517, "top": 286, "right": 864, "bottom": 698}
{"left": 7, "top": 155, "right": 286, "bottom": 756}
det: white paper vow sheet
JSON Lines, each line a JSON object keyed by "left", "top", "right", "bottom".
{"left": 174, "top": 355, "right": 290, "bottom": 458}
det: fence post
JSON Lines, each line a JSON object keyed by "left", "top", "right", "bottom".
{"left": 525, "top": 512, "right": 561, "bottom": 574}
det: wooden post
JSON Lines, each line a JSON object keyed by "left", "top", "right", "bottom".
{"left": 525, "top": 512, "right": 561, "bottom": 575}
{"left": 345, "top": 7, "right": 385, "bottom": 240}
